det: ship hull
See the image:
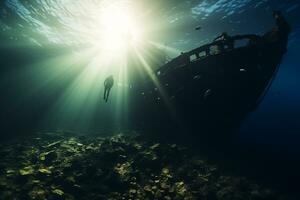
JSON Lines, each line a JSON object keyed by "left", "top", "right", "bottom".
{"left": 129, "top": 34, "right": 287, "bottom": 137}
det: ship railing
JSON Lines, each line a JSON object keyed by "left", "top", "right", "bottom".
{"left": 156, "top": 34, "right": 260, "bottom": 76}
{"left": 188, "top": 34, "right": 261, "bottom": 63}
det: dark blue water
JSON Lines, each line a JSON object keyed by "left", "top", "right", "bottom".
{"left": 0, "top": 0, "right": 299, "bottom": 151}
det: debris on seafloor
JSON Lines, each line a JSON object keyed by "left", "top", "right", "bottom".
{"left": 0, "top": 132, "right": 289, "bottom": 200}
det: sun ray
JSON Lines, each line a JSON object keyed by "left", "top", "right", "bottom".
{"left": 3, "top": 48, "right": 95, "bottom": 107}
{"left": 149, "top": 41, "right": 182, "bottom": 58}
{"left": 2, "top": 0, "right": 183, "bottom": 132}
{"left": 133, "top": 46, "right": 180, "bottom": 122}
{"left": 42, "top": 51, "right": 113, "bottom": 130}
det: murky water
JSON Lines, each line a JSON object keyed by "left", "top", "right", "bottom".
{"left": 1, "top": 0, "right": 300, "bottom": 199}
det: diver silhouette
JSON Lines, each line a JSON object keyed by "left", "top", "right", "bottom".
{"left": 103, "top": 75, "right": 114, "bottom": 102}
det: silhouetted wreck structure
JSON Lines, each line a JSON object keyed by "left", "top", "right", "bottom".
{"left": 130, "top": 13, "right": 290, "bottom": 135}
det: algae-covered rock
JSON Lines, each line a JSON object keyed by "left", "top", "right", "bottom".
{"left": 28, "top": 187, "right": 47, "bottom": 199}
{"left": 114, "top": 162, "right": 132, "bottom": 178}
{"left": 38, "top": 167, "right": 52, "bottom": 175}
{"left": 161, "top": 167, "right": 170, "bottom": 175}
{"left": 19, "top": 166, "right": 34, "bottom": 176}
{"left": 39, "top": 150, "right": 57, "bottom": 163}
{"left": 150, "top": 143, "right": 160, "bottom": 150}
{"left": 0, "top": 131, "right": 289, "bottom": 200}
{"left": 175, "top": 181, "right": 187, "bottom": 196}
{"left": 52, "top": 188, "right": 64, "bottom": 196}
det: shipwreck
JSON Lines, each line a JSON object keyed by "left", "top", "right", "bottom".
{"left": 129, "top": 12, "right": 291, "bottom": 135}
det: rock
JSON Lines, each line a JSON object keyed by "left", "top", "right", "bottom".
{"left": 38, "top": 168, "right": 52, "bottom": 175}
{"left": 39, "top": 151, "right": 57, "bottom": 164}
{"left": 114, "top": 162, "right": 132, "bottom": 178}
{"left": 162, "top": 167, "right": 170, "bottom": 175}
{"left": 43, "top": 141, "right": 62, "bottom": 148}
{"left": 5, "top": 169, "right": 16, "bottom": 177}
{"left": 150, "top": 143, "right": 160, "bottom": 150}
{"left": 52, "top": 188, "right": 64, "bottom": 196}
{"left": 175, "top": 181, "right": 187, "bottom": 196}
{"left": 0, "top": 131, "right": 286, "bottom": 200}
{"left": 28, "top": 187, "right": 47, "bottom": 199}
{"left": 19, "top": 166, "right": 34, "bottom": 176}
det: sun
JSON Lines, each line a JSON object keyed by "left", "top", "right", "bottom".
{"left": 97, "top": 4, "right": 142, "bottom": 53}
